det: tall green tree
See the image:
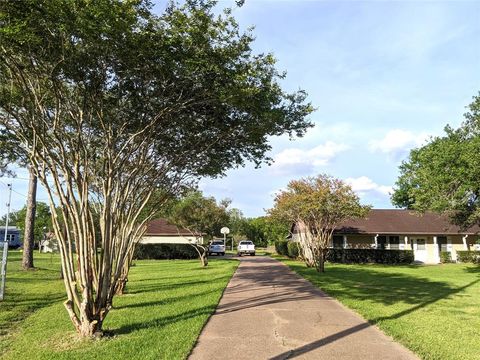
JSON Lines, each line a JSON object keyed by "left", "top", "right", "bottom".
{"left": 0, "top": 0, "right": 312, "bottom": 337}
{"left": 244, "top": 216, "right": 290, "bottom": 246}
{"left": 269, "top": 174, "right": 370, "bottom": 272}
{"left": 22, "top": 168, "right": 38, "bottom": 268}
{"left": 227, "top": 207, "right": 248, "bottom": 239}
{"left": 0, "top": 133, "right": 38, "bottom": 270}
{"left": 392, "top": 94, "right": 480, "bottom": 228}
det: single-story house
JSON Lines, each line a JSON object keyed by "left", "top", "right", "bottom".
{"left": 0, "top": 226, "right": 22, "bottom": 248}
{"left": 291, "top": 209, "right": 480, "bottom": 264}
{"left": 140, "top": 218, "right": 203, "bottom": 245}
{"left": 40, "top": 232, "right": 59, "bottom": 253}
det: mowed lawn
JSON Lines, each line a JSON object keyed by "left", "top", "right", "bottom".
{"left": 0, "top": 251, "right": 238, "bottom": 360}
{"left": 280, "top": 257, "right": 480, "bottom": 360}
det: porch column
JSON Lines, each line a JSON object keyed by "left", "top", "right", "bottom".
{"left": 374, "top": 234, "right": 378, "bottom": 249}
{"left": 404, "top": 236, "right": 409, "bottom": 250}
{"left": 343, "top": 235, "right": 348, "bottom": 249}
{"left": 462, "top": 235, "right": 468, "bottom": 250}
{"left": 433, "top": 236, "right": 439, "bottom": 263}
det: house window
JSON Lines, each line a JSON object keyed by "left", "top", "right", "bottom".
{"left": 6, "top": 234, "right": 15, "bottom": 242}
{"left": 389, "top": 236, "right": 400, "bottom": 250}
{"left": 332, "top": 235, "right": 343, "bottom": 249}
{"left": 437, "top": 236, "right": 448, "bottom": 252}
{"left": 417, "top": 239, "right": 426, "bottom": 250}
{"left": 377, "top": 236, "right": 387, "bottom": 250}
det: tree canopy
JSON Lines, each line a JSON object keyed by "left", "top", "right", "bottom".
{"left": 169, "top": 190, "right": 230, "bottom": 240}
{"left": 238, "top": 216, "right": 289, "bottom": 247}
{"left": 392, "top": 94, "right": 480, "bottom": 228}
{"left": 269, "top": 174, "right": 370, "bottom": 272}
{"left": 168, "top": 190, "right": 230, "bottom": 266}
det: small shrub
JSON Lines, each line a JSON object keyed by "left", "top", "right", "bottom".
{"left": 326, "top": 249, "right": 414, "bottom": 264}
{"left": 134, "top": 243, "right": 198, "bottom": 260}
{"left": 456, "top": 250, "right": 480, "bottom": 263}
{"left": 275, "top": 240, "right": 289, "bottom": 256}
{"left": 287, "top": 241, "right": 300, "bottom": 258}
{"left": 440, "top": 251, "right": 452, "bottom": 263}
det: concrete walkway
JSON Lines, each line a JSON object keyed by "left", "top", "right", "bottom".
{"left": 189, "top": 256, "right": 418, "bottom": 360}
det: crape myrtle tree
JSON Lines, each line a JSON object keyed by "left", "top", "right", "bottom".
{"left": 0, "top": 0, "right": 313, "bottom": 337}
{"left": 114, "top": 188, "right": 181, "bottom": 295}
{"left": 392, "top": 94, "right": 480, "bottom": 229}
{"left": 269, "top": 174, "right": 370, "bottom": 272}
{"left": 169, "top": 190, "right": 230, "bottom": 267}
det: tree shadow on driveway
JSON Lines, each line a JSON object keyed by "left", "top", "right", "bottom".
{"left": 264, "top": 258, "right": 480, "bottom": 359}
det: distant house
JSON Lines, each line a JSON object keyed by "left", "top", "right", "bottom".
{"left": 291, "top": 209, "right": 480, "bottom": 264}
{"left": 140, "top": 218, "right": 203, "bottom": 245}
{"left": 0, "top": 226, "right": 22, "bottom": 248}
{"left": 40, "top": 232, "right": 59, "bottom": 253}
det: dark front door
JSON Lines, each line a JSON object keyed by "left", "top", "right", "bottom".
{"left": 377, "top": 236, "right": 387, "bottom": 250}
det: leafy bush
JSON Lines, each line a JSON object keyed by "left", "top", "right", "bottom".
{"left": 275, "top": 240, "right": 289, "bottom": 256}
{"left": 326, "top": 249, "right": 414, "bottom": 264}
{"left": 440, "top": 251, "right": 452, "bottom": 263}
{"left": 287, "top": 241, "right": 300, "bottom": 258}
{"left": 456, "top": 251, "right": 480, "bottom": 263}
{"left": 134, "top": 244, "right": 198, "bottom": 260}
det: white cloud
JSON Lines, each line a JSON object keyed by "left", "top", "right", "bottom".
{"left": 271, "top": 141, "right": 349, "bottom": 175}
{"left": 369, "top": 129, "right": 430, "bottom": 160}
{"left": 345, "top": 176, "right": 392, "bottom": 197}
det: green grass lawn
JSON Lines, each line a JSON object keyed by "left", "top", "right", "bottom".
{"left": 278, "top": 256, "right": 480, "bottom": 360}
{"left": 0, "top": 251, "right": 238, "bottom": 360}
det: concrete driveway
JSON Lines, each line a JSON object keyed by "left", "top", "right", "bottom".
{"left": 189, "top": 256, "right": 418, "bottom": 360}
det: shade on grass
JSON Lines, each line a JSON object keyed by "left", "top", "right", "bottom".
{"left": 279, "top": 257, "right": 480, "bottom": 360}
{"left": 0, "top": 251, "right": 238, "bottom": 359}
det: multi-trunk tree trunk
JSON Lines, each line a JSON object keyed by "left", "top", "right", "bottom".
{"left": 190, "top": 242, "right": 208, "bottom": 267}
{"left": 296, "top": 220, "right": 332, "bottom": 273}
{"left": 22, "top": 167, "right": 37, "bottom": 270}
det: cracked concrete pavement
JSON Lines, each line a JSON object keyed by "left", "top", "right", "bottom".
{"left": 189, "top": 256, "right": 418, "bottom": 360}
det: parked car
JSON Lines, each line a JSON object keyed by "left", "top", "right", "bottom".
{"left": 237, "top": 240, "right": 255, "bottom": 256}
{"left": 208, "top": 240, "right": 225, "bottom": 256}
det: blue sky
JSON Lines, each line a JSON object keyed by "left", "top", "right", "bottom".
{"left": 198, "top": 0, "right": 480, "bottom": 217}
{"left": 1, "top": 0, "right": 479, "bottom": 218}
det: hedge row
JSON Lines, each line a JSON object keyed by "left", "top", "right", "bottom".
{"left": 275, "top": 240, "right": 289, "bottom": 256}
{"left": 134, "top": 243, "right": 198, "bottom": 260}
{"left": 326, "top": 248, "right": 414, "bottom": 264}
{"left": 275, "top": 240, "right": 414, "bottom": 264}
{"left": 440, "top": 251, "right": 452, "bottom": 263}
{"left": 287, "top": 241, "right": 300, "bottom": 258}
{"left": 456, "top": 251, "right": 480, "bottom": 264}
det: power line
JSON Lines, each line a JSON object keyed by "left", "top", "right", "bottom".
{"left": 0, "top": 176, "right": 31, "bottom": 181}
{"left": 0, "top": 181, "right": 27, "bottom": 198}
{"left": 0, "top": 180, "right": 50, "bottom": 202}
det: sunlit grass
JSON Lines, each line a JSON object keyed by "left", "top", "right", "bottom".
{"left": 1, "top": 251, "right": 238, "bottom": 360}
{"left": 278, "top": 256, "right": 480, "bottom": 360}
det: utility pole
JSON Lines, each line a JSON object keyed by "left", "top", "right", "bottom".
{"left": 0, "top": 183, "right": 12, "bottom": 301}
